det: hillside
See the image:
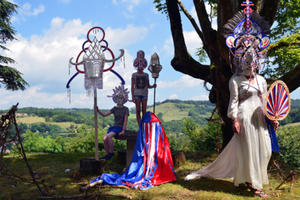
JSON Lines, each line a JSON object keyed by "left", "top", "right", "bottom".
{"left": 2, "top": 99, "right": 300, "bottom": 133}
{"left": 1, "top": 100, "right": 216, "bottom": 134}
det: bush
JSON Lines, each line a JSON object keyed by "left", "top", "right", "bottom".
{"left": 22, "top": 130, "right": 64, "bottom": 153}
{"left": 64, "top": 125, "right": 103, "bottom": 153}
{"left": 182, "top": 117, "right": 222, "bottom": 152}
{"left": 276, "top": 125, "right": 300, "bottom": 170}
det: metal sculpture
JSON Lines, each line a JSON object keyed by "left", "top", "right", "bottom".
{"left": 148, "top": 53, "right": 162, "bottom": 113}
{"left": 67, "top": 26, "right": 124, "bottom": 160}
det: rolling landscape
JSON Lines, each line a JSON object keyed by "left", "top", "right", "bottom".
{"left": 1, "top": 99, "right": 299, "bottom": 199}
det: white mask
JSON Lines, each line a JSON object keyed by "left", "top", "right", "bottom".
{"left": 241, "top": 50, "right": 255, "bottom": 76}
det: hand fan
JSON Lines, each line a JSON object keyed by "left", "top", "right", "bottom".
{"left": 265, "top": 80, "right": 291, "bottom": 120}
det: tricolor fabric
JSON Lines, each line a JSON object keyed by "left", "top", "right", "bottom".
{"left": 266, "top": 118, "right": 280, "bottom": 153}
{"left": 94, "top": 111, "right": 176, "bottom": 190}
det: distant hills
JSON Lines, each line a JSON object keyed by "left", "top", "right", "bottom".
{"left": 2, "top": 99, "right": 300, "bottom": 133}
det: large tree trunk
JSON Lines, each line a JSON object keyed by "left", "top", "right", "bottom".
{"left": 165, "top": 0, "right": 297, "bottom": 148}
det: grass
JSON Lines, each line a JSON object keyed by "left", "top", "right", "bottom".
{"left": 17, "top": 116, "right": 46, "bottom": 124}
{"left": 16, "top": 116, "right": 78, "bottom": 128}
{"left": 1, "top": 151, "right": 299, "bottom": 200}
{"left": 285, "top": 122, "right": 300, "bottom": 127}
{"left": 149, "top": 102, "right": 192, "bottom": 121}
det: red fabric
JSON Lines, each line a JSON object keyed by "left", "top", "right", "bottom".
{"left": 150, "top": 113, "right": 176, "bottom": 185}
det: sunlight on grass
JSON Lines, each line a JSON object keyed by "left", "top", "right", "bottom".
{"left": 16, "top": 116, "right": 79, "bottom": 128}
{"left": 1, "top": 152, "right": 299, "bottom": 199}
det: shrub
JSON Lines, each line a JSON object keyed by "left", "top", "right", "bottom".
{"left": 182, "top": 117, "right": 222, "bottom": 152}
{"left": 276, "top": 125, "right": 300, "bottom": 170}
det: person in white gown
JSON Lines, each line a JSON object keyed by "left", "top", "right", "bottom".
{"left": 185, "top": 53, "right": 279, "bottom": 198}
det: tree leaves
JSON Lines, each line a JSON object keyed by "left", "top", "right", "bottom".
{"left": 262, "top": 32, "right": 300, "bottom": 78}
{"left": 0, "top": 0, "right": 28, "bottom": 91}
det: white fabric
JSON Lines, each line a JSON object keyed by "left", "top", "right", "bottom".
{"left": 185, "top": 74, "right": 271, "bottom": 190}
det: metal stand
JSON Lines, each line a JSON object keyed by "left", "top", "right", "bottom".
{"left": 153, "top": 78, "right": 157, "bottom": 114}
{"left": 93, "top": 88, "right": 99, "bottom": 160}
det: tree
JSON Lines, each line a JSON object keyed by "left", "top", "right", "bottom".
{"left": 0, "top": 0, "right": 27, "bottom": 90}
{"left": 154, "top": 0, "right": 300, "bottom": 147}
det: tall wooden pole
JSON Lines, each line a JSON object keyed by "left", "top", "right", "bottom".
{"left": 94, "top": 87, "right": 99, "bottom": 160}
{"left": 153, "top": 78, "right": 157, "bottom": 114}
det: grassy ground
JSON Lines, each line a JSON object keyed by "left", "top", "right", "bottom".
{"left": 285, "top": 122, "right": 300, "bottom": 127}
{"left": 16, "top": 116, "right": 77, "bottom": 128}
{"left": 150, "top": 102, "right": 192, "bottom": 121}
{"left": 0, "top": 152, "right": 299, "bottom": 200}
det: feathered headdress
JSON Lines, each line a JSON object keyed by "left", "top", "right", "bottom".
{"left": 223, "top": 1, "right": 271, "bottom": 73}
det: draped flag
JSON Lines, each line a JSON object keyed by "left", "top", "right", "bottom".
{"left": 93, "top": 111, "right": 176, "bottom": 190}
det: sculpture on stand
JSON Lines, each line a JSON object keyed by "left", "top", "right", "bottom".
{"left": 67, "top": 26, "right": 124, "bottom": 161}
{"left": 148, "top": 53, "right": 162, "bottom": 114}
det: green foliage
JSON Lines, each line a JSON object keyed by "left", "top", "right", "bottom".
{"left": 167, "top": 132, "right": 190, "bottom": 152}
{"left": 126, "top": 118, "right": 139, "bottom": 131}
{"left": 29, "top": 123, "right": 65, "bottom": 134}
{"left": 196, "top": 48, "right": 209, "bottom": 63}
{"left": 64, "top": 125, "right": 101, "bottom": 153}
{"left": 182, "top": 117, "right": 222, "bottom": 152}
{"left": 0, "top": 0, "right": 28, "bottom": 90}
{"left": 164, "top": 120, "right": 184, "bottom": 133}
{"left": 276, "top": 125, "right": 300, "bottom": 170}
{"left": 22, "top": 130, "right": 64, "bottom": 153}
{"left": 281, "top": 108, "right": 300, "bottom": 125}
{"left": 153, "top": 0, "right": 168, "bottom": 15}
{"left": 262, "top": 32, "right": 300, "bottom": 78}
{"left": 271, "top": 0, "right": 300, "bottom": 39}
{"left": 261, "top": 0, "right": 300, "bottom": 78}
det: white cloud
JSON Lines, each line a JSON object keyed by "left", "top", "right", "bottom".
{"left": 112, "top": 0, "right": 142, "bottom": 11}
{"left": 2, "top": 18, "right": 148, "bottom": 109}
{"left": 169, "top": 94, "right": 178, "bottom": 99}
{"left": 105, "top": 25, "right": 148, "bottom": 48}
{"left": 163, "top": 37, "right": 173, "bottom": 56}
{"left": 21, "top": 3, "right": 45, "bottom": 16}
{"left": 190, "top": 4, "right": 217, "bottom": 30}
{"left": 183, "top": 31, "right": 203, "bottom": 54}
{"left": 163, "top": 30, "right": 202, "bottom": 57}
{"left": 190, "top": 94, "right": 209, "bottom": 101}
{"left": 0, "top": 86, "right": 119, "bottom": 109}
{"left": 158, "top": 75, "right": 204, "bottom": 90}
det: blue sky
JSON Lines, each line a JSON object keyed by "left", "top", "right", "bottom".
{"left": 1, "top": 0, "right": 299, "bottom": 109}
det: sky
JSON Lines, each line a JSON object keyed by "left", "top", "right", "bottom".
{"left": 1, "top": 0, "right": 299, "bottom": 110}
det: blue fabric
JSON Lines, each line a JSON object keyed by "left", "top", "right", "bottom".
{"left": 107, "top": 126, "right": 122, "bottom": 136}
{"left": 134, "top": 95, "right": 147, "bottom": 101}
{"left": 266, "top": 118, "right": 280, "bottom": 152}
{"left": 93, "top": 111, "right": 176, "bottom": 190}
{"left": 98, "top": 112, "right": 151, "bottom": 188}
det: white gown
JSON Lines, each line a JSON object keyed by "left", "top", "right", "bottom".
{"left": 185, "top": 74, "right": 271, "bottom": 190}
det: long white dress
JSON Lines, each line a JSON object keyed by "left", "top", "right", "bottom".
{"left": 185, "top": 74, "right": 272, "bottom": 190}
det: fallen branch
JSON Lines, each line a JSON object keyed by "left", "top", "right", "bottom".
{"left": 275, "top": 170, "right": 298, "bottom": 191}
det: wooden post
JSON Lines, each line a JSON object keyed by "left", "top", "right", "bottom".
{"left": 153, "top": 78, "right": 157, "bottom": 114}
{"left": 94, "top": 87, "right": 99, "bottom": 160}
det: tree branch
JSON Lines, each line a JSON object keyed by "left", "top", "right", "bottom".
{"left": 193, "top": 0, "right": 221, "bottom": 63}
{"left": 193, "top": 0, "right": 215, "bottom": 45}
{"left": 166, "top": 0, "right": 211, "bottom": 82}
{"left": 177, "top": 0, "right": 204, "bottom": 41}
{"left": 217, "top": 0, "right": 233, "bottom": 32}
{"left": 268, "top": 42, "right": 300, "bottom": 53}
{"left": 279, "top": 63, "right": 300, "bottom": 93}
{"left": 259, "top": 0, "right": 280, "bottom": 26}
